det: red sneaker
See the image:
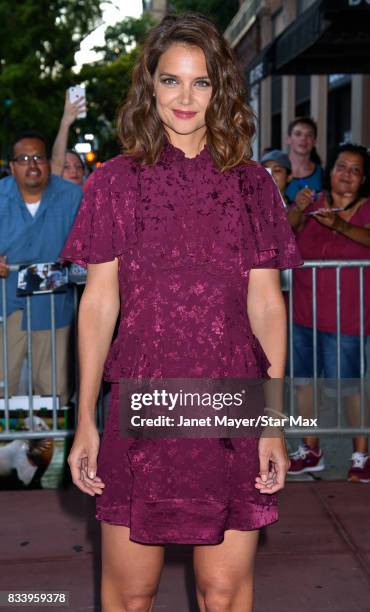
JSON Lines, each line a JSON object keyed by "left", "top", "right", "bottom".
{"left": 347, "top": 454, "right": 370, "bottom": 483}
{"left": 287, "top": 444, "right": 325, "bottom": 475}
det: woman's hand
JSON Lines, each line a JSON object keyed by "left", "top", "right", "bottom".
{"left": 255, "top": 433, "right": 290, "bottom": 494}
{"left": 314, "top": 208, "right": 345, "bottom": 230}
{"left": 0, "top": 261, "right": 9, "bottom": 278}
{"left": 68, "top": 420, "right": 105, "bottom": 496}
{"left": 295, "top": 187, "right": 315, "bottom": 211}
{"left": 61, "top": 91, "right": 86, "bottom": 127}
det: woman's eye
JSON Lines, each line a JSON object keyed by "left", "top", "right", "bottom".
{"left": 160, "top": 77, "right": 177, "bottom": 85}
{"left": 195, "top": 80, "right": 211, "bottom": 88}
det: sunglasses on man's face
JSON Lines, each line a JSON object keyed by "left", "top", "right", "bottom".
{"left": 12, "top": 154, "right": 48, "bottom": 165}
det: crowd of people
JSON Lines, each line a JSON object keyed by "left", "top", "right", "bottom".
{"left": 259, "top": 117, "right": 370, "bottom": 483}
{"left": 0, "top": 103, "right": 369, "bottom": 484}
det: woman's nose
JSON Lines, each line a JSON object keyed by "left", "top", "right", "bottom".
{"left": 179, "top": 85, "right": 192, "bottom": 105}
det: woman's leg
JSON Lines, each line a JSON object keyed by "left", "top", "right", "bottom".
{"left": 193, "top": 529, "right": 259, "bottom": 612}
{"left": 101, "top": 523, "right": 165, "bottom": 612}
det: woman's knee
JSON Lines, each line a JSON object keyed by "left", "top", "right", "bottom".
{"left": 203, "top": 586, "right": 233, "bottom": 612}
{"left": 197, "top": 576, "right": 253, "bottom": 612}
{"left": 121, "top": 592, "right": 154, "bottom": 612}
{"left": 102, "top": 587, "right": 156, "bottom": 612}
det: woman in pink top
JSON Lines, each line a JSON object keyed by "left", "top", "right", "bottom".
{"left": 287, "top": 144, "right": 370, "bottom": 482}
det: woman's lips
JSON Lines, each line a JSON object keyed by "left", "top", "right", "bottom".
{"left": 172, "top": 109, "right": 197, "bottom": 119}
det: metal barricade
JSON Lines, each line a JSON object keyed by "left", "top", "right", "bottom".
{"left": 1, "top": 260, "right": 369, "bottom": 443}
{"left": 285, "top": 260, "right": 370, "bottom": 436}
{"left": 1, "top": 271, "right": 70, "bottom": 440}
{"left": 0, "top": 267, "right": 105, "bottom": 444}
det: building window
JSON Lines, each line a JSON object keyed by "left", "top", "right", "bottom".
{"left": 295, "top": 75, "right": 311, "bottom": 117}
{"left": 327, "top": 82, "right": 352, "bottom": 161}
{"left": 250, "top": 85, "right": 260, "bottom": 160}
{"left": 271, "top": 75, "right": 282, "bottom": 115}
{"left": 272, "top": 9, "right": 285, "bottom": 38}
{"left": 271, "top": 75, "right": 282, "bottom": 149}
{"left": 296, "top": 0, "right": 316, "bottom": 14}
{"left": 271, "top": 114, "right": 282, "bottom": 149}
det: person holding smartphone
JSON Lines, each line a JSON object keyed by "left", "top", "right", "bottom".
{"left": 62, "top": 14, "right": 302, "bottom": 612}
{"left": 287, "top": 144, "right": 370, "bottom": 482}
{"left": 51, "top": 90, "right": 86, "bottom": 186}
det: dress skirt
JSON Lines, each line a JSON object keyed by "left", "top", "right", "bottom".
{"left": 96, "top": 384, "right": 278, "bottom": 545}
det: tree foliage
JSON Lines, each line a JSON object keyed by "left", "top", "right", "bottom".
{"left": 169, "top": 0, "right": 239, "bottom": 32}
{"left": 0, "top": 0, "right": 101, "bottom": 159}
{"left": 0, "top": 1, "right": 240, "bottom": 165}
{"left": 78, "top": 14, "right": 155, "bottom": 160}
{"left": 78, "top": 49, "right": 140, "bottom": 160}
{"left": 94, "top": 13, "right": 155, "bottom": 62}
{"left": 0, "top": 4, "right": 155, "bottom": 163}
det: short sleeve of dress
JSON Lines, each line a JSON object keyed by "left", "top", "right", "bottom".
{"left": 61, "top": 167, "right": 123, "bottom": 267}
{"left": 250, "top": 166, "right": 303, "bottom": 270}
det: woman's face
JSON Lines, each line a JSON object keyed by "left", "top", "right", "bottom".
{"left": 153, "top": 43, "right": 212, "bottom": 141}
{"left": 262, "top": 161, "right": 290, "bottom": 193}
{"left": 62, "top": 152, "right": 84, "bottom": 186}
{"left": 331, "top": 152, "right": 365, "bottom": 197}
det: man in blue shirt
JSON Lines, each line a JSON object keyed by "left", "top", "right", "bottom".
{"left": 285, "top": 117, "right": 324, "bottom": 204}
{"left": 0, "top": 130, "right": 82, "bottom": 406}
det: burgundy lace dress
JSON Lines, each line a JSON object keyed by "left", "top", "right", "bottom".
{"left": 62, "top": 141, "right": 302, "bottom": 544}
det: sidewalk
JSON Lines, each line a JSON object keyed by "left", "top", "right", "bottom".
{"left": 0, "top": 482, "right": 369, "bottom": 612}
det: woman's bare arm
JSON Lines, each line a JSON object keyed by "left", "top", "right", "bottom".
{"left": 315, "top": 213, "right": 370, "bottom": 247}
{"left": 287, "top": 206, "right": 306, "bottom": 233}
{"left": 247, "top": 268, "right": 290, "bottom": 494}
{"left": 77, "top": 260, "right": 120, "bottom": 423}
{"left": 247, "top": 268, "right": 287, "bottom": 377}
{"left": 68, "top": 259, "right": 120, "bottom": 495}
{"left": 51, "top": 92, "right": 86, "bottom": 176}
{"left": 287, "top": 188, "right": 316, "bottom": 232}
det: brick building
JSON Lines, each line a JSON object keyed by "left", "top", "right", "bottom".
{"left": 224, "top": 0, "right": 370, "bottom": 162}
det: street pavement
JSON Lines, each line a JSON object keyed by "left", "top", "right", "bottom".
{"left": 0, "top": 473, "right": 369, "bottom": 612}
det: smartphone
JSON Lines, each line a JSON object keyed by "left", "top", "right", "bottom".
{"left": 68, "top": 85, "right": 86, "bottom": 119}
{"left": 306, "top": 207, "right": 344, "bottom": 216}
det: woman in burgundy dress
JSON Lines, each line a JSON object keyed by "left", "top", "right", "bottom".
{"left": 62, "top": 13, "right": 302, "bottom": 612}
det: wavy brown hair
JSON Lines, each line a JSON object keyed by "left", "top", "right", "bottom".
{"left": 117, "top": 13, "right": 255, "bottom": 171}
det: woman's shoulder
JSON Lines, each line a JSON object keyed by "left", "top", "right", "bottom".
{"left": 243, "top": 159, "right": 268, "bottom": 176}
{"left": 84, "top": 154, "right": 139, "bottom": 191}
{"left": 241, "top": 160, "right": 277, "bottom": 188}
{"left": 242, "top": 161, "right": 286, "bottom": 204}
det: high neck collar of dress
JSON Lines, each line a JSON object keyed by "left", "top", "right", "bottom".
{"left": 160, "top": 139, "right": 210, "bottom": 164}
